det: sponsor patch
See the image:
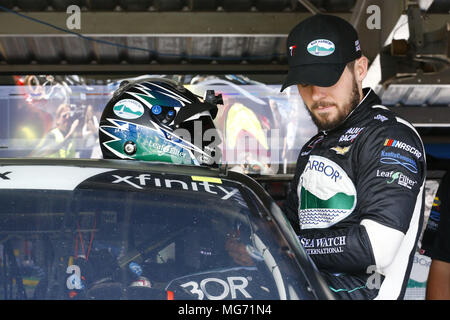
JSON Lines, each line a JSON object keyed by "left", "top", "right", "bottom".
{"left": 374, "top": 114, "right": 388, "bottom": 122}
{"left": 298, "top": 156, "right": 356, "bottom": 229}
{"left": 330, "top": 146, "right": 351, "bottom": 155}
{"left": 307, "top": 39, "right": 335, "bottom": 57}
{"left": 113, "top": 99, "right": 144, "bottom": 120}
{"left": 338, "top": 127, "right": 364, "bottom": 143}
{"left": 300, "top": 235, "right": 346, "bottom": 255}
{"left": 379, "top": 150, "right": 418, "bottom": 173}
{"left": 375, "top": 170, "right": 418, "bottom": 189}
{"left": 383, "top": 139, "right": 422, "bottom": 159}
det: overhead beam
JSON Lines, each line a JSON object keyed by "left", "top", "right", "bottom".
{"left": 0, "top": 12, "right": 351, "bottom": 36}
{"left": 297, "top": 0, "right": 322, "bottom": 15}
{"left": 0, "top": 63, "right": 289, "bottom": 75}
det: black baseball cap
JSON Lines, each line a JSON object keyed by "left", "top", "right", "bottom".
{"left": 281, "top": 14, "right": 362, "bottom": 91}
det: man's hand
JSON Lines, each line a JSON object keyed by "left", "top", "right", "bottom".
{"left": 225, "top": 238, "right": 254, "bottom": 267}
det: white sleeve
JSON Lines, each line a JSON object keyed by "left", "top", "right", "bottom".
{"left": 360, "top": 219, "right": 405, "bottom": 272}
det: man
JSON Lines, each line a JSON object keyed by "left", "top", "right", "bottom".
{"left": 423, "top": 171, "right": 450, "bottom": 299}
{"left": 281, "top": 14, "right": 426, "bottom": 300}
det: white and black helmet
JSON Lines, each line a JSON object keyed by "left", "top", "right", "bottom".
{"left": 99, "top": 78, "right": 223, "bottom": 166}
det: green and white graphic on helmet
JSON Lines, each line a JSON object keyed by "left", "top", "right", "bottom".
{"left": 99, "top": 118, "right": 209, "bottom": 165}
{"left": 99, "top": 78, "right": 222, "bottom": 167}
{"left": 125, "top": 82, "right": 191, "bottom": 109}
{"left": 298, "top": 155, "right": 357, "bottom": 229}
{"left": 113, "top": 99, "right": 145, "bottom": 120}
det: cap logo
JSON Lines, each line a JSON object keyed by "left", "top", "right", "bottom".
{"left": 355, "top": 40, "right": 361, "bottom": 52}
{"left": 307, "top": 39, "right": 335, "bottom": 57}
{"left": 289, "top": 45, "right": 297, "bottom": 56}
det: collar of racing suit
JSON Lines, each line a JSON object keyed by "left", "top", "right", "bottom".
{"left": 321, "top": 87, "right": 382, "bottom": 135}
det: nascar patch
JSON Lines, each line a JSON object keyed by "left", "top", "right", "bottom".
{"left": 383, "top": 139, "right": 422, "bottom": 159}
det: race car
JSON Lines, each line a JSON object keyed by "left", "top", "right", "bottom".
{"left": 0, "top": 158, "right": 334, "bottom": 300}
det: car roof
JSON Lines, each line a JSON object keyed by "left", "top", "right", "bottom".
{"left": 0, "top": 158, "right": 271, "bottom": 204}
{"left": 0, "top": 157, "right": 336, "bottom": 300}
{"left": 0, "top": 158, "right": 223, "bottom": 177}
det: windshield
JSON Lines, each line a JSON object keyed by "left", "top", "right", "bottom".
{"left": 0, "top": 168, "right": 315, "bottom": 300}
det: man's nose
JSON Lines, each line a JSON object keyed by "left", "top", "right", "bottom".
{"left": 310, "top": 86, "right": 327, "bottom": 101}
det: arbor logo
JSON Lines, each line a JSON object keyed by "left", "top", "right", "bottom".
{"left": 298, "top": 156, "right": 356, "bottom": 229}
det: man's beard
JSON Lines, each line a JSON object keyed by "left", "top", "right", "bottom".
{"left": 306, "top": 80, "right": 361, "bottom": 131}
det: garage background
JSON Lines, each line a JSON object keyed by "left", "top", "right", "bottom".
{"left": 0, "top": 0, "right": 449, "bottom": 300}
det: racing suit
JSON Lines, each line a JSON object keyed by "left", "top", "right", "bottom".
{"left": 283, "top": 88, "right": 426, "bottom": 300}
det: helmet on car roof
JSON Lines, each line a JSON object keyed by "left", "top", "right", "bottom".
{"left": 99, "top": 78, "right": 223, "bottom": 166}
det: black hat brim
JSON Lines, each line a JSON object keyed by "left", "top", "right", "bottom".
{"left": 280, "top": 62, "right": 347, "bottom": 92}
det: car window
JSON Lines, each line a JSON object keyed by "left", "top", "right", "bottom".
{"left": 0, "top": 170, "right": 315, "bottom": 300}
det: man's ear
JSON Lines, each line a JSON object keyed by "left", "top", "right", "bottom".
{"left": 355, "top": 56, "right": 369, "bottom": 83}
